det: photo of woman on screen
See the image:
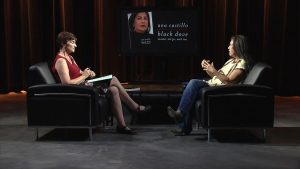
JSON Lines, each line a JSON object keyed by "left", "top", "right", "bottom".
{"left": 128, "top": 11, "right": 154, "bottom": 51}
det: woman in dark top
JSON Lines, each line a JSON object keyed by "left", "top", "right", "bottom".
{"left": 128, "top": 11, "right": 153, "bottom": 51}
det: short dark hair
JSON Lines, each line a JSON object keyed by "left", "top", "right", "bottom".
{"left": 56, "top": 32, "right": 77, "bottom": 48}
{"left": 128, "top": 12, "right": 151, "bottom": 34}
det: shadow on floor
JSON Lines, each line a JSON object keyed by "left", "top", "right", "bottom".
{"left": 33, "top": 127, "right": 300, "bottom": 146}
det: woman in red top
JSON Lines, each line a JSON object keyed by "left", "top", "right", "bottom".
{"left": 52, "top": 31, "right": 151, "bottom": 134}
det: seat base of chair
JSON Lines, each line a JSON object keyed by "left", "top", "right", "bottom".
{"left": 31, "top": 126, "right": 98, "bottom": 141}
{"left": 198, "top": 127, "right": 271, "bottom": 142}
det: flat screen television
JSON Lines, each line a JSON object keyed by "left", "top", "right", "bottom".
{"left": 119, "top": 8, "right": 199, "bottom": 56}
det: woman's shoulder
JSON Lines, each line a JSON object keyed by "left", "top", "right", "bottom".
{"left": 54, "top": 53, "right": 64, "bottom": 60}
{"left": 238, "top": 58, "right": 246, "bottom": 64}
{"left": 236, "top": 58, "right": 247, "bottom": 70}
{"left": 54, "top": 54, "right": 65, "bottom": 61}
{"left": 53, "top": 54, "right": 68, "bottom": 66}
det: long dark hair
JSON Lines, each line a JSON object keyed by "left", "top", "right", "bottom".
{"left": 231, "top": 35, "right": 253, "bottom": 71}
{"left": 128, "top": 11, "right": 151, "bottom": 34}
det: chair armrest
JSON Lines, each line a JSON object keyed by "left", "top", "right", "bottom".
{"left": 27, "top": 84, "right": 99, "bottom": 96}
{"left": 201, "top": 84, "right": 273, "bottom": 97}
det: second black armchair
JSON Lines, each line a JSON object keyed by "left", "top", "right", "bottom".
{"left": 194, "top": 62, "right": 274, "bottom": 141}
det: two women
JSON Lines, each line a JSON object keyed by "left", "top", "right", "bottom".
{"left": 52, "top": 32, "right": 252, "bottom": 136}
{"left": 51, "top": 32, "right": 151, "bottom": 135}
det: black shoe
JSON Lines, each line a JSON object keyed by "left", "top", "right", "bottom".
{"left": 116, "top": 126, "right": 136, "bottom": 135}
{"left": 131, "top": 105, "right": 152, "bottom": 125}
{"left": 167, "top": 106, "right": 183, "bottom": 123}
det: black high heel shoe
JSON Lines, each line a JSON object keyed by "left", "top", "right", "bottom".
{"left": 136, "top": 105, "right": 152, "bottom": 113}
{"left": 116, "top": 126, "right": 136, "bottom": 135}
{"left": 131, "top": 105, "right": 152, "bottom": 125}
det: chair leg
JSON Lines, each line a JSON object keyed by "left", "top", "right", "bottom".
{"left": 35, "top": 128, "right": 39, "bottom": 140}
{"left": 109, "top": 113, "right": 113, "bottom": 126}
{"left": 194, "top": 122, "right": 199, "bottom": 131}
{"left": 89, "top": 128, "right": 93, "bottom": 141}
{"left": 105, "top": 113, "right": 114, "bottom": 126}
{"left": 207, "top": 129, "right": 211, "bottom": 142}
{"left": 263, "top": 128, "right": 267, "bottom": 140}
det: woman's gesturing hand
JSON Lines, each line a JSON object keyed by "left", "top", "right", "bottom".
{"left": 202, "top": 59, "right": 217, "bottom": 75}
{"left": 201, "top": 59, "right": 211, "bottom": 70}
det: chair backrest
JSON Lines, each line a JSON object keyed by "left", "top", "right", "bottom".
{"left": 242, "top": 62, "right": 272, "bottom": 87}
{"left": 28, "top": 62, "right": 56, "bottom": 87}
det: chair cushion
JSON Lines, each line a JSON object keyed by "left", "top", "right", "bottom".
{"left": 28, "top": 62, "right": 56, "bottom": 86}
{"left": 243, "top": 62, "right": 272, "bottom": 87}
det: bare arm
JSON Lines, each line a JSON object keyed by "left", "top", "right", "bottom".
{"left": 202, "top": 59, "right": 244, "bottom": 84}
{"left": 209, "top": 68, "right": 244, "bottom": 84}
{"left": 55, "top": 58, "right": 91, "bottom": 84}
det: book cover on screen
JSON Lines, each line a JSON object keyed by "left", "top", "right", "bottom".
{"left": 120, "top": 8, "right": 199, "bottom": 56}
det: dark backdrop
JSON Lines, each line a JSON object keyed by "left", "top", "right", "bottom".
{"left": 0, "top": 0, "right": 299, "bottom": 96}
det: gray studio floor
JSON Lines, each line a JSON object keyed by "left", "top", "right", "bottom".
{"left": 0, "top": 93, "right": 300, "bottom": 169}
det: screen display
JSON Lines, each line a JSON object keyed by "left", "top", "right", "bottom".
{"left": 120, "top": 8, "right": 199, "bottom": 56}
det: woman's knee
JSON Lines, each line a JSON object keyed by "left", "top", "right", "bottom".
{"left": 189, "top": 79, "right": 198, "bottom": 85}
{"left": 187, "top": 79, "right": 206, "bottom": 91}
{"left": 187, "top": 79, "right": 199, "bottom": 88}
{"left": 111, "top": 76, "right": 120, "bottom": 84}
{"left": 109, "top": 86, "right": 119, "bottom": 96}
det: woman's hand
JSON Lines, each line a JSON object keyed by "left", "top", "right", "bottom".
{"left": 89, "top": 70, "right": 96, "bottom": 78}
{"left": 206, "top": 62, "right": 216, "bottom": 74}
{"left": 83, "top": 67, "right": 96, "bottom": 78}
{"left": 202, "top": 59, "right": 217, "bottom": 76}
{"left": 201, "top": 59, "right": 212, "bottom": 70}
{"left": 82, "top": 68, "right": 91, "bottom": 78}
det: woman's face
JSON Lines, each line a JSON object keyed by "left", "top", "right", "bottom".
{"left": 133, "top": 12, "right": 149, "bottom": 33}
{"left": 228, "top": 40, "right": 236, "bottom": 58}
{"left": 64, "top": 40, "right": 77, "bottom": 54}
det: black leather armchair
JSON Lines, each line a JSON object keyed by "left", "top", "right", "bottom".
{"left": 195, "top": 62, "right": 274, "bottom": 141}
{"left": 27, "top": 62, "right": 109, "bottom": 140}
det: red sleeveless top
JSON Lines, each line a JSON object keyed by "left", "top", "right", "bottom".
{"left": 51, "top": 54, "right": 82, "bottom": 83}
